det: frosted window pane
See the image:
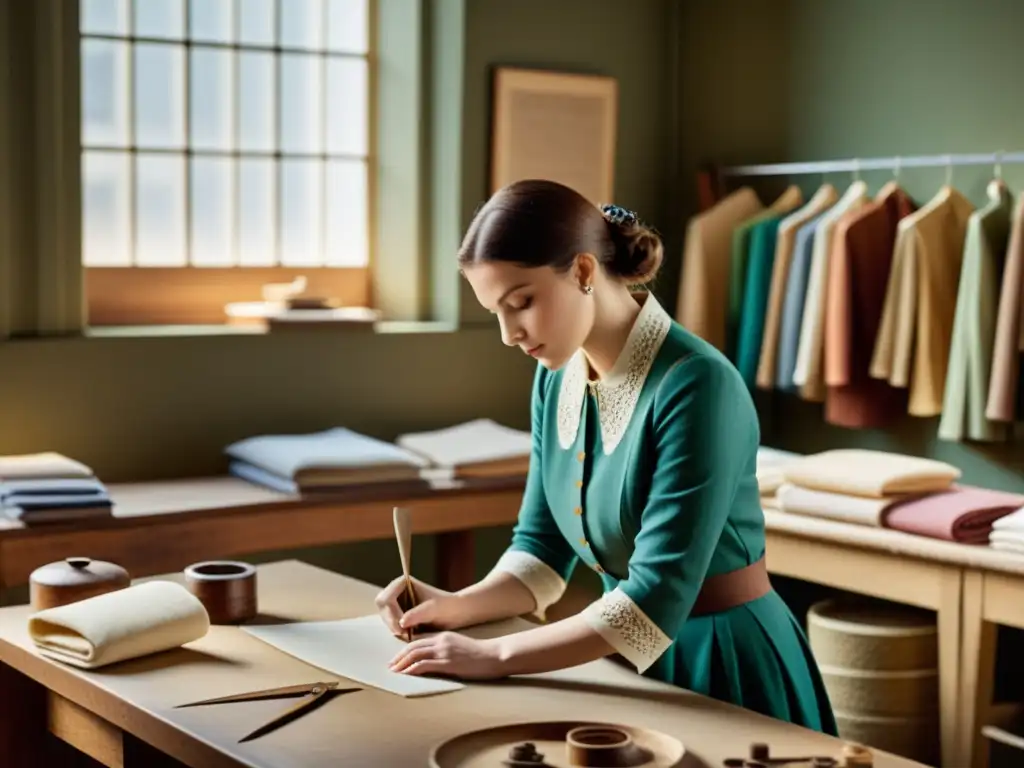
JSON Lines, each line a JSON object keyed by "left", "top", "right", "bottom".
{"left": 238, "top": 51, "right": 275, "bottom": 152}
{"left": 134, "top": 43, "right": 185, "bottom": 148}
{"left": 135, "top": 154, "right": 186, "bottom": 266}
{"left": 81, "top": 40, "right": 130, "bottom": 146}
{"left": 280, "top": 160, "right": 322, "bottom": 266}
{"left": 133, "top": 0, "right": 184, "bottom": 38}
{"left": 327, "top": 0, "right": 368, "bottom": 54}
{"left": 325, "top": 160, "right": 367, "bottom": 267}
{"left": 326, "top": 58, "right": 367, "bottom": 156}
{"left": 238, "top": 159, "right": 276, "bottom": 266}
{"left": 280, "top": 54, "right": 321, "bottom": 153}
{"left": 190, "top": 48, "right": 233, "bottom": 151}
{"left": 190, "top": 157, "right": 234, "bottom": 266}
{"left": 189, "top": 0, "right": 233, "bottom": 42}
{"left": 280, "top": 0, "right": 322, "bottom": 49}
{"left": 81, "top": 0, "right": 129, "bottom": 36}
{"left": 82, "top": 151, "right": 132, "bottom": 267}
{"left": 238, "top": 0, "right": 274, "bottom": 45}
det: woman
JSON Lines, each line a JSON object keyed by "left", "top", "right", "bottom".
{"left": 376, "top": 179, "right": 838, "bottom": 734}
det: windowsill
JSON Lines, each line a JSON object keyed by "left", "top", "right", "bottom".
{"left": 84, "top": 319, "right": 460, "bottom": 339}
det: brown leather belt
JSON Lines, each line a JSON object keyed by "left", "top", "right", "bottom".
{"left": 690, "top": 556, "right": 771, "bottom": 616}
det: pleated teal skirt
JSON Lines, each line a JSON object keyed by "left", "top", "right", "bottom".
{"left": 642, "top": 590, "right": 839, "bottom": 736}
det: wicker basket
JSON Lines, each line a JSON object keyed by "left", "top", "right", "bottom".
{"left": 808, "top": 597, "right": 938, "bottom": 763}
{"left": 819, "top": 665, "right": 938, "bottom": 718}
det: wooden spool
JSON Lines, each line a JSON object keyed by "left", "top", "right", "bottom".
{"left": 183, "top": 561, "right": 258, "bottom": 624}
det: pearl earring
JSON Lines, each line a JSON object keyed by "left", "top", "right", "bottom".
{"left": 582, "top": 284, "right": 593, "bottom": 295}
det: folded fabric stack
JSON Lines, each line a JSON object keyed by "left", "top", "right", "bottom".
{"left": 0, "top": 451, "right": 113, "bottom": 525}
{"left": 776, "top": 449, "right": 1023, "bottom": 544}
{"left": 225, "top": 427, "right": 429, "bottom": 495}
{"left": 755, "top": 445, "right": 802, "bottom": 503}
{"left": 395, "top": 418, "right": 532, "bottom": 481}
{"left": 988, "top": 507, "right": 1024, "bottom": 554}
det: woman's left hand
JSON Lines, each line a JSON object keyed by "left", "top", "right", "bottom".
{"left": 389, "top": 631, "right": 506, "bottom": 680}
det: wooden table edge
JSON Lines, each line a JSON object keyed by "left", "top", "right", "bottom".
{"left": 0, "top": 637, "right": 254, "bottom": 768}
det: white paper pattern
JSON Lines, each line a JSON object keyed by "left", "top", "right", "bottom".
{"left": 242, "top": 615, "right": 465, "bottom": 697}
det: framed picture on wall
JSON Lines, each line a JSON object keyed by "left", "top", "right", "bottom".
{"left": 489, "top": 67, "right": 618, "bottom": 205}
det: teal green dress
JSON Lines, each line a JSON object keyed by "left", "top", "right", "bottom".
{"left": 490, "top": 292, "right": 838, "bottom": 735}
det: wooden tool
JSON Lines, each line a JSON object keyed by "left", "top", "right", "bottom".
{"left": 174, "top": 681, "right": 360, "bottom": 742}
{"left": 393, "top": 506, "right": 418, "bottom": 642}
{"left": 722, "top": 741, "right": 855, "bottom": 767}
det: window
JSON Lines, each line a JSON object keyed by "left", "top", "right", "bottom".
{"left": 79, "top": 0, "right": 373, "bottom": 325}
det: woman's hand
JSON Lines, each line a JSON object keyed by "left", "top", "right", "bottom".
{"left": 389, "top": 631, "right": 506, "bottom": 680}
{"left": 374, "top": 576, "right": 469, "bottom": 637}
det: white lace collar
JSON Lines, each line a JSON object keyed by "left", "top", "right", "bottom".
{"left": 556, "top": 292, "right": 672, "bottom": 454}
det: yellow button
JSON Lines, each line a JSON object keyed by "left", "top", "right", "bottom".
{"left": 574, "top": 507, "right": 583, "bottom": 516}
{"left": 575, "top": 479, "right": 583, "bottom": 488}
{"left": 579, "top": 538, "right": 589, "bottom": 547}
{"left": 577, "top": 451, "right": 585, "bottom": 462}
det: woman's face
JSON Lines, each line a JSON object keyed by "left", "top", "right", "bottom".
{"left": 462, "top": 258, "right": 595, "bottom": 370}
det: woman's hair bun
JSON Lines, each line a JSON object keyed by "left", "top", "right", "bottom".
{"left": 600, "top": 204, "right": 664, "bottom": 285}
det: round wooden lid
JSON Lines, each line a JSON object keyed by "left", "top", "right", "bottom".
{"left": 29, "top": 557, "right": 131, "bottom": 610}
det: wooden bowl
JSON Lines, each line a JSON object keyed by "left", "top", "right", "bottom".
{"left": 429, "top": 720, "right": 685, "bottom": 768}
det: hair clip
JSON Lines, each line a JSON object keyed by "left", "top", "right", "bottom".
{"left": 600, "top": 203, "right": 638, "bottom": 227}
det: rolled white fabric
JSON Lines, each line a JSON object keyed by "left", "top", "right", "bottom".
{"left": 28, "top": 580, "right": 210, "bottom": 669}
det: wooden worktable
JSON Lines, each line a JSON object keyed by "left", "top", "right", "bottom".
{"left": 2, "top": 477, "right": 1024, "bottom": 766}
{"left": 0, "top": 559, "right": 930, "bottom": 767}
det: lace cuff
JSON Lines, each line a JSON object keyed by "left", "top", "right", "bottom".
{"left": 488, "top": 549, "right": 567, "bottom": 620}
{"left": 581, "top": 586, "right": 672, "bottom": 673}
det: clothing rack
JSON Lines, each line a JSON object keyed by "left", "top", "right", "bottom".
{"left": 721, "top": 150, "right": 1024, "bottom": 177}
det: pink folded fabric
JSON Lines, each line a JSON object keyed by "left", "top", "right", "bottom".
{"left": 883, "top": 485, "right": 1024, "bottom": 543}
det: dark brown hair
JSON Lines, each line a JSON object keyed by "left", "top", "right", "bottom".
{"left": 457, "top": 179, "right": 663, "bottom": 285}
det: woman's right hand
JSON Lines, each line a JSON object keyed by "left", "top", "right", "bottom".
{"left": 374, "top": 576, "right": 468, "bottom": 637}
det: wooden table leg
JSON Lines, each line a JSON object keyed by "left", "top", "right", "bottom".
{"left": 958, "top": 570, "right": 997, "bottom": 768}
{"left": 435, "top": 530, "right": 476, "bottom": 591}
{"left": 0, "top": 661, "right": 57, "bottom": 767}
{"left": 936, "top": 568, "right": 963, "bottom": 768}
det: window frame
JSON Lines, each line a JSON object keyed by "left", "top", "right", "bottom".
{"left": 78, "top": 0, "right": 378, "bottom": 327}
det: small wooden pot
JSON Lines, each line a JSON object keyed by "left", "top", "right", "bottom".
{"left": 30, "top": 557, "right": 131, "bottom": 611}
{"left": 565, "top": 725, "right": 637, "bottom": 767}
{"left": 183, "top": 561, "right": 258, "bottom": 624}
